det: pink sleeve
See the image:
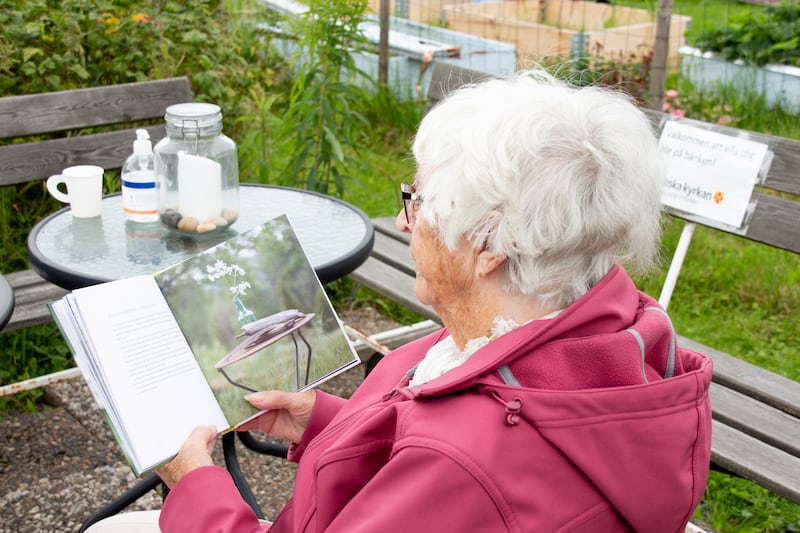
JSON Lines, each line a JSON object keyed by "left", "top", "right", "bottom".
{"left": 287, "top": 391, "right": 347, "bottom": 462}
{"left": 159, "top": 465, "right": 268, "bottom": 533}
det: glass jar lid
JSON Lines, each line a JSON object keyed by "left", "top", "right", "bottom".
{"left": 164, "top": 103, "right": 223, "bottom": 136}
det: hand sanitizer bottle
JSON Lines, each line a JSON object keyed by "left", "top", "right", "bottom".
{"left": 122, "top": 129, "right": 158, "bottom": 222}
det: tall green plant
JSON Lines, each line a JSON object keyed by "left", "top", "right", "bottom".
{"left": 277, "top": 0, "right": 372, "bottom": 195}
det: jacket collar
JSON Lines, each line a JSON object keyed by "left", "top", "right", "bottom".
{"left": 407, "top": 265, "right": 639, "bottom": 397}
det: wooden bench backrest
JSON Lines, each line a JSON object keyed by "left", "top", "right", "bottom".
{"left": 424, "top": 62, "right": 800, "bottom": 256}
{"left": 0, "top": 77, "right": 193, "bottom": 187}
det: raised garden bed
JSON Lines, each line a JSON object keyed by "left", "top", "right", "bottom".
{"left": 679, "top": 45, "right": 800, "bottom": 114}
{"left": 370, "top": 0, "right": 690, "bottom": 68}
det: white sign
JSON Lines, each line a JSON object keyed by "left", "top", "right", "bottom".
{"left": 658, "top": 121, "right": 769, "bottom": 228}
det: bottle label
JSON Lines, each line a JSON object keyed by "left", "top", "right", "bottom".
{"left": 121, "top": 180, "right": 156, "bottom": 189}
{"left": 122, "top": 171, "right": 158, "bottom": 222}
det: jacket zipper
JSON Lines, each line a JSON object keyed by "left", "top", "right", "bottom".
{"left": 382, "top": 364, "right": 419, "bottom": 401}
{"left": 300, "top": 365, "right": 419, "bottom": 458}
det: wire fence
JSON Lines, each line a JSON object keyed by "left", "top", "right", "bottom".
{"left": 344, "top": 0, "right": 800, "bottom": 111}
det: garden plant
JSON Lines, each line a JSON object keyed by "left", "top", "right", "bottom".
{"left": 0, "top": 0, "right": 798, "bottom": 531}
{"left": 689, "top": 1, "right": 800, "bottom": 67}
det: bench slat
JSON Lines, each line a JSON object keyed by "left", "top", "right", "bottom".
{"left": 671, "top": 190, "right": 800, "bottom": 254}
{"left": 0, "top": 77, "right": 192, "bottom": 139}
{"left": 4, "top": 269, "right": 52, "bottom": 290}
{"left": 370, "top": 229, "right": 417, "bottom": 276}
{"left": 373, "top": 217, "right": 410, "bottom": 243}
{"left": 425, "top": 64, "right": 490, "bottom": 115}
{"left": 680, "top": 336, "right": 800, "bottom": 418}
{"left": 2, "top": 269, "right": 68, "bottom": 333}
{"left": 349, "top": 256, "right": 439, "bottom": 323}
{"left": 744, "top": 193, "right": 800, "bottom": 253}
{"left": 711, "top": 419, "right": 800, "bottom": 504}
{"left": 0, "top": 125, "right": 166, "bottom": 187}
{"left": 710, "top": 383, "right": 800, "bottom": 457}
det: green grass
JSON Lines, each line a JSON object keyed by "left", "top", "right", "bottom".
{"left": 613, "top": 0, "right": 768, "bottom": 40}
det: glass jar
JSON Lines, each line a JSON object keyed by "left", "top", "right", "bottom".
{"left": 154, "top": 103, "right": 239, "bottom": 233}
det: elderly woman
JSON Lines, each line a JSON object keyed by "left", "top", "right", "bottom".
{"left": 93, "top": 69, "right": 713, "bottom": 532}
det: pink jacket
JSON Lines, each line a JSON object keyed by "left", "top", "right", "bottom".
{"left": 161, "top": 265, "right": 712, "bottom": 532}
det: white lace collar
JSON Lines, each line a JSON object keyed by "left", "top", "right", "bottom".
{"left": 409, "top": 316, "right": 521, "bottom": 387}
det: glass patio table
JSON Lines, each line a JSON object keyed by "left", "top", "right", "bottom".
{"left": 28, "top": 184, "right": 374, "bottom": 289}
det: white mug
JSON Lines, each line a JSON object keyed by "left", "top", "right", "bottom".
{"left": 46, "top": 165, "right": 104, "bottom": 218}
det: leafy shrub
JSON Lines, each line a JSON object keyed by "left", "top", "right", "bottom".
{"left": 0, "top": 0, "right": 284, "bottom": 126}
{"left": 689, "top": 1, "right": 800, "bottom": 66}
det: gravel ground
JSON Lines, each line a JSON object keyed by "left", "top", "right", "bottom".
{"left": 0, "top": 306, "right": 399, "bottom": 533}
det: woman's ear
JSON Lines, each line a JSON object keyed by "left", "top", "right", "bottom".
{"left": 475, "top": 250, "right": 506, "bottom": 279}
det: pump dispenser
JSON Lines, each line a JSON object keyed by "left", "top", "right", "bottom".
{"left": 122, "top": 129, "right": 158, "bottom": 222}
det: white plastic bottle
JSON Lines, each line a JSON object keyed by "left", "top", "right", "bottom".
{"left": 121, "top": 129, "right": 158, "bottom": 222}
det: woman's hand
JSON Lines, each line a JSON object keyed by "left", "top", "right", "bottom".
{"left": 237, "top": 389, "right": 317, "bottom": 444}
{"left": 156, "top": 425, "right": 216, "bottom": 488}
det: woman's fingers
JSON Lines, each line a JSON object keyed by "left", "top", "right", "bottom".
{"left": 156, "top": 425, "right": 217, "bottom": 488}
{"left": 238, "top": 390, "right": 316, "bottom": 443}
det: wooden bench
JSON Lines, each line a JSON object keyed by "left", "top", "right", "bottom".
{"left": 349, "top": 62, "right": 800, "bottom": 505}
{"left": 0, "top": 77, "right": 193, "bottom": 333}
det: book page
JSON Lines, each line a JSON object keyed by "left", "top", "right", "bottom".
{"left": 70, "top": 276, "right": 229, "bottom": 474}
{"left": 51, "top": 216, "right": 363, "bottom": 476}
{"left": 155, "top": 215, "right": 361, "bottom": 428}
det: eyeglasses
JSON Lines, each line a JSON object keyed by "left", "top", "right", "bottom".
{"left": 401, "top": 182, "right": 423, "bottom": 225}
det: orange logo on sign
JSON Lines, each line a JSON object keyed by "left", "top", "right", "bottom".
{"left": 714, "top": 191, "right": 725, "bottom": 204}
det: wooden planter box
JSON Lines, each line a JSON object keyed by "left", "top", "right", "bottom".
{"left": 679, "top": 46, "right": 800, "bottom": 114}
{"left": 370, "top": 0, "right": 689, "bottom": 69}
{"left": 444, "top": 0, "right": 690, "bottom": 67}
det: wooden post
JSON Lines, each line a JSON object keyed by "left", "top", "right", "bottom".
{"left": 378, "top": 0, "right": 390, "bottom": 85}
{"left": 648, "top": 0, "right": 673, "bottom": 111}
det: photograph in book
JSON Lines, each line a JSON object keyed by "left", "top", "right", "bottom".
{"left": 154, "top": 215, "right": 359, "bottom": 425}
{"left": 48, "top": 214, "right": 361, "bottom": 476}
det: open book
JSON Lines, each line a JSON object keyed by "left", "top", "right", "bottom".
{"left": 49, "top": 215, "right": 361, "bottom": 476}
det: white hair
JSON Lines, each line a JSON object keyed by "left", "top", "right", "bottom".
{"left": 412, "top": 69, "right": 665, "bottom": 309}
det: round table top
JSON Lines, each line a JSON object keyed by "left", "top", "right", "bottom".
{"left": 28, "top": 184, "right": 374, "bottom": 290}
{"left": 0, "top": 274, "right": 14, "bottom": 331}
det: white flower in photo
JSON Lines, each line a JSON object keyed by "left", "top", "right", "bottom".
{"left": 207, "top": 260, "right": 250, "bottom": 297}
